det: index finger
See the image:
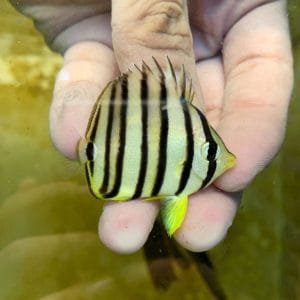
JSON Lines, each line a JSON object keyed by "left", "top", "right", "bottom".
{"left": 215, "top": 1, "right": 293, "bottom": 192}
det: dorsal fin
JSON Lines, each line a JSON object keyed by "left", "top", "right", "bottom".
{"left": 126, "top": 57, "right": 195, "bottom": 103}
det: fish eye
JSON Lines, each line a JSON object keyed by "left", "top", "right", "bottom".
{"left": 201, "top": 142, "right": 220, "bottom": 161}
{"left": 78, "top": 139, "right": 96, "bottom": 164}
{"left": 86, "top": 141, "right": 95, "bottom": 161}
{"left": 201, "top": 142, "right": 210, "bottom": 160}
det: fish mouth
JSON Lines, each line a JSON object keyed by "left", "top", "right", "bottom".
{"left": 225, "top": 152, "right": 236, "bottom": 170}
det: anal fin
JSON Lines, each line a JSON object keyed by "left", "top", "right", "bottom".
{"left": 161, "top": 195, "right": 188, "bottom": 236}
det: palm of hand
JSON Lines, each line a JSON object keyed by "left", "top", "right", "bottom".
{"left": 10, "top": 0, "right": 293, "bottom": 252}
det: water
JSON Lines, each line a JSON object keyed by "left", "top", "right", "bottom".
{"left": 0, "top": 1, "right": 299, "bottom": 299}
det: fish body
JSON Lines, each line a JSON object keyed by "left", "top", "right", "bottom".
{"left": 78, "top": 58, "right": 236, "bottom": 235}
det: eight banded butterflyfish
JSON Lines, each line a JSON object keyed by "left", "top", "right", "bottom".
{"left": 78, "top": 57, "right": 236, "bottom": 236}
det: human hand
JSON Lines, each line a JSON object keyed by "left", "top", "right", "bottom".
{"left": 10, "top": 0, "right": 293, "bottom": 253}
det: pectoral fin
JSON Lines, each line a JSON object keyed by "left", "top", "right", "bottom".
{"left": 161, "top": 195, "right": 188, "bottom": 236}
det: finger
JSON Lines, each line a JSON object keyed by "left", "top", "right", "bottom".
{"left": 50, "top": 41, "right": 118, "bottom": 159}
{"left": 111, "top": 0, "right": 204, "bottom": 107}
{"left": 174, "top": 187, "right": 240, "bottom": 252}
{"left": 9, "top": 1, "right": 111, "bottom": 53}
{"left": 99, "top": 200, "right": 160, "bottom": 254}
{"left": 196, "top": 56, "right": 225, "bottom": 127}
{"left": 215, "top": 1, "right": 293, "bottom": 192}
{"left": 111, "top": 0, "right": 193, "bottom": 68}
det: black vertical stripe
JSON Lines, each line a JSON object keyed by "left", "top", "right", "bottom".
{"left": 105, "top": 75, "right": 128, "bottom": 198}
{"left": 87, "top": 106, "right": 101, "bottom": 175}
{"left": 175, "top": 97, "right": 194, "bottom": 195}
{"left": 100, "top": 82, "right": 117, "bottom": 194}
{"left": 85, "top": 164, "right": 91, "bottom": 189}
{"left": 85, "top": 164, "right": 97, "bottom": 198}
{"left": 88, "top": 160, "right": 95, "bottom": 178}
{"left": 89, "top": 106, "right": 101, "bottom": 141}
{"left": 196, "top": 108, "right": 218, "bottom": 159}
{"left": 151, "top": 80, "right": 169, "bottom": 196}
{"left": 85, "top": 95, "right": 101, "bottom": 140}
{"left": 194, "top": 107, "right": 218, "bottom": 189}
{"left": 132, "top": 72, "right": 149, "bottom": 199}
{"left": 201, "top": 160, "right": 217, "bottom": 188}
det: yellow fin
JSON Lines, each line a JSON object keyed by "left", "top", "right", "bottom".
{"left": 161, "top": 195, "right": 188, "bottom": 236}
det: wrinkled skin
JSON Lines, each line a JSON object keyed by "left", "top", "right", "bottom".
{"left": 10, "top": 0, "right": 293, "bottom": 253}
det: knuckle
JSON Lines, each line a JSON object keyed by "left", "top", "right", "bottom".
{"left": 112, "top": 0, "right": 192, "bottom": 55}
{"left": 146, "top": 0, "right": 184, "bottom": 22}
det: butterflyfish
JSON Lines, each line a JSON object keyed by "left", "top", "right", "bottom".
{"left": 78, "top": 57, "right": 236, "bottom": 236}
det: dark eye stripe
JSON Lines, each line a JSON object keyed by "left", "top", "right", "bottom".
{"left": 85, "top": 89, "right": 102, "bottom": 142}
{"left": 175, "top": 96, "right": 194, "bottom": 195}
{"left": 87, "top": 106, "right": 101, "bottom": 176}
{"left": 105, "top": 75, "right": 128, "bottom": 198}
{"left": 201, "top": 160, "right": 217, "bottom": 189}
{"left": 89, "top": 107, "right": 101, "bottom": 142}
{"left": 85, "top": 164, "right": 97, "bottom": 198}
{"left": 151, "top": 79, "right": 168, "bottom": 196}
{"left": 100, "top": 82, "right": 117, "bottom": 194}
{"left": 206, "top": 141, "right": 218, "bottom": 161}
{"left": 132, "top": 71, "right": 149, "bottom": 199}
{"left": 197, "top": 109, "right": 217, "bottom": 160}
{"left": 193, "top": 106, "right": 218, "bottom": 189}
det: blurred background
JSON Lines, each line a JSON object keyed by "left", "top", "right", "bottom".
{"left": 0, "top": 1, "right": 299, "bottom": 299}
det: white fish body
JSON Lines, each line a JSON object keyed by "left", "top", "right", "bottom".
{"left": 78, "top": 57, "right": 236, "bottom": 235}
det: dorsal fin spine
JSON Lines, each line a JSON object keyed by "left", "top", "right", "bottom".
{"left": 167, "top": 56, "right": 177, "bottom": 87}
{"left": 126, "top": 57, "right": 195, "bottom": 103}
{"left": 134, "top": 64, "right": 143, "bottom": 74}
{"left": 180, "top": 64, "right": 186, "bottom": 99}
{"left": 152, "top": 56, "right": 165, "bottom": 80}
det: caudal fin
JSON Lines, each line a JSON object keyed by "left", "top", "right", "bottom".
{"left": 161, "top": 195, "right": 188, "bottom": 236}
